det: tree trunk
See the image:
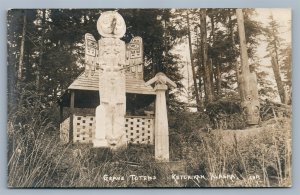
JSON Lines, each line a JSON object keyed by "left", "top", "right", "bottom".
{"left": 199, "top": 9, "right": 214, "bottom": 104}
{"left": 269, "top": 17, "right": 287, "bottom": 104}
{"left": 216, "top": 60, "right": 221, "bottom": 96}
{"left": 208, "top": 58, "right": 214, "bottom": 92}
{"left": 18, "top": 10, "right": 27, "bottom": 81}
{"left": 210, "top": 15, "right": 216, "bottom": 93}
{"left": 195, "top": 27, "right": 203, "bottom": 101}
{"left": 229, "top": 14, "right": 241, "bottom": 94}
{"left": 24, "top": 39, "right": 30, "bottom": 82}
{"left": 186, "top": 10, "right": 201, "bottom": 110}
{"left": 271, "top": 57, "right": 286, "bottom": 104}
{"left": 37, "top": 9, "right": 46, "bottom": 91}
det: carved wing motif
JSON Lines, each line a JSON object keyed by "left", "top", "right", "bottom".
{"left": 126, "top": 37, "right": 143, "bottom": 77}
{"left": 85, "top": 33, "right": 98, "bottom": 77}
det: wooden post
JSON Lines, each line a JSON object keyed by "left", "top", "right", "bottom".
{"left": 236, "top": 9, "right": 250, "bottom": 77}
{"left": 154, "top": 84, "right": 169, "bottom": 161}
{"left": 236, "top": 9, "right": 260, "bottom": 125}
{"left": 59, "top": 105, "right": 63, "bottom": 123}
{"left": 146, "top": 72, "right": 177, "bottom": 162}
{"left": 69, "top": 90, "right": 75, "bottom": 143}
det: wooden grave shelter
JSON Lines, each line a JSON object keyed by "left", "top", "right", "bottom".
{"left": 58, "top": 67, "right": 156, "bottom": 145}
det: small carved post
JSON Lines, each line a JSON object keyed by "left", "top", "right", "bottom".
{"left": 146, "top": 72, "right": 177, "bottom": 162}
{"left": 236, "top": 9, "right": 260, "bottom": 125}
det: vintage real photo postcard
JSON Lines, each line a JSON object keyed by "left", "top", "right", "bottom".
{"left": 7, "top": 8, "right": 292, "bottom": 188}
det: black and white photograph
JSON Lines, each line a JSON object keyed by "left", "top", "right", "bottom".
{"left": 7, "top": 8, "right": 292, "bottom": 188}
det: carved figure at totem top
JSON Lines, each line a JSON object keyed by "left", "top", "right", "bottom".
{"left": 84, "top": 11, "right": 144, "bottom": 150}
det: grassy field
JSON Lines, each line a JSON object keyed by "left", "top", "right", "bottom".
{"left": 7, "top": 101, "right": 292, "bottom": 188}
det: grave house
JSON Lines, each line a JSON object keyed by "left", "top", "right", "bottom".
{"left": 58, "top": 65, "right": 156, "bottom": 145}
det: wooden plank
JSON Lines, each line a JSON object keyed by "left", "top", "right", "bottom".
{"left": 69, "top": 91, "right": 75, "bottom": 143}
{"left": 69, "top": 86, "right": 155, "bottom": 94}
{"left": 60, "top": 105, "right": 63, "bottom": 123}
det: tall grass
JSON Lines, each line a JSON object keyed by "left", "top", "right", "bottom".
{"left": 7, "top": 83, "right": 67, "bottom": 187}
{"left": 7, "top": 87, "right": 292, "bottom": 187}
{"left": 175, "top": 116, "right": 292, "bottom": 187}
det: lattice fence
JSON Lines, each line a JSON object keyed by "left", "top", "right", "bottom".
{"left": 125, "top": 116, "right": 154, "bottom": 144}
{"left": 60, "top": 117, "right": 70, "bottom": 144}
{"left": 73, "top": 115, "right": 95, "bottom": 143}
{"left": 60, "top": 115, "right": 155, "bottom": 144}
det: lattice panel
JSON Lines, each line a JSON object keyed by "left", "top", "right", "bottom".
{"left": 60, "top": 117, "right": 70, "bottom": 144}
{"left": 125, "top": 116, "right": 154, "bottom": 144}
{"left": 73, "top": 115, "right": 95, "bottom": 143}
{"left": 62, "top": 115, "right": 155, "bottom": 144}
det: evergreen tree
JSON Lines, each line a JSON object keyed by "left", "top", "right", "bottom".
{"left": 264, "top": 14, "right": 287, "bottom": 103}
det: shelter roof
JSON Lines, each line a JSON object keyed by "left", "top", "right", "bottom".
{"left": 68, "top": 70, "right": 155, "bottom": 95}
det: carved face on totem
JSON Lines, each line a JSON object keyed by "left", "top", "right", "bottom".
{"left": 241, "top": 95, "right": 260, "bottom": 125}
{"left": 97, "top": 11, "right": 126, "bottom": 38}
{"left": 106, "top": 135, "right": 126, "bottom": 150}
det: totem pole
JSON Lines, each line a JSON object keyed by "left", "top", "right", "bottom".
{"left": 236, "top": 9, "right": 260, "bottom": 125}
{"left": 146, "top": 73, "right": 177, "bottom": 162}
{"left": 84, "top": 11, "right": 144, "bottom": 150}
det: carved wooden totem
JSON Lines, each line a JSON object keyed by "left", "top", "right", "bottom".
{"left": 94, "top": 11, "right": 127, "bottom": 149}
{"left": 239, "top": 73, "right": 260, "bottom": 124}
{"left": 84, "top": 11, "right": 145, "bottom": 149}
{"left": 84, "top": 33, "right": 98, "bottom": 77}
{"left": 236, "top": 9, "right": 260, "bottom": 125}
{"left": 126, "top": 37, "right": 144, "bottom": 79}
